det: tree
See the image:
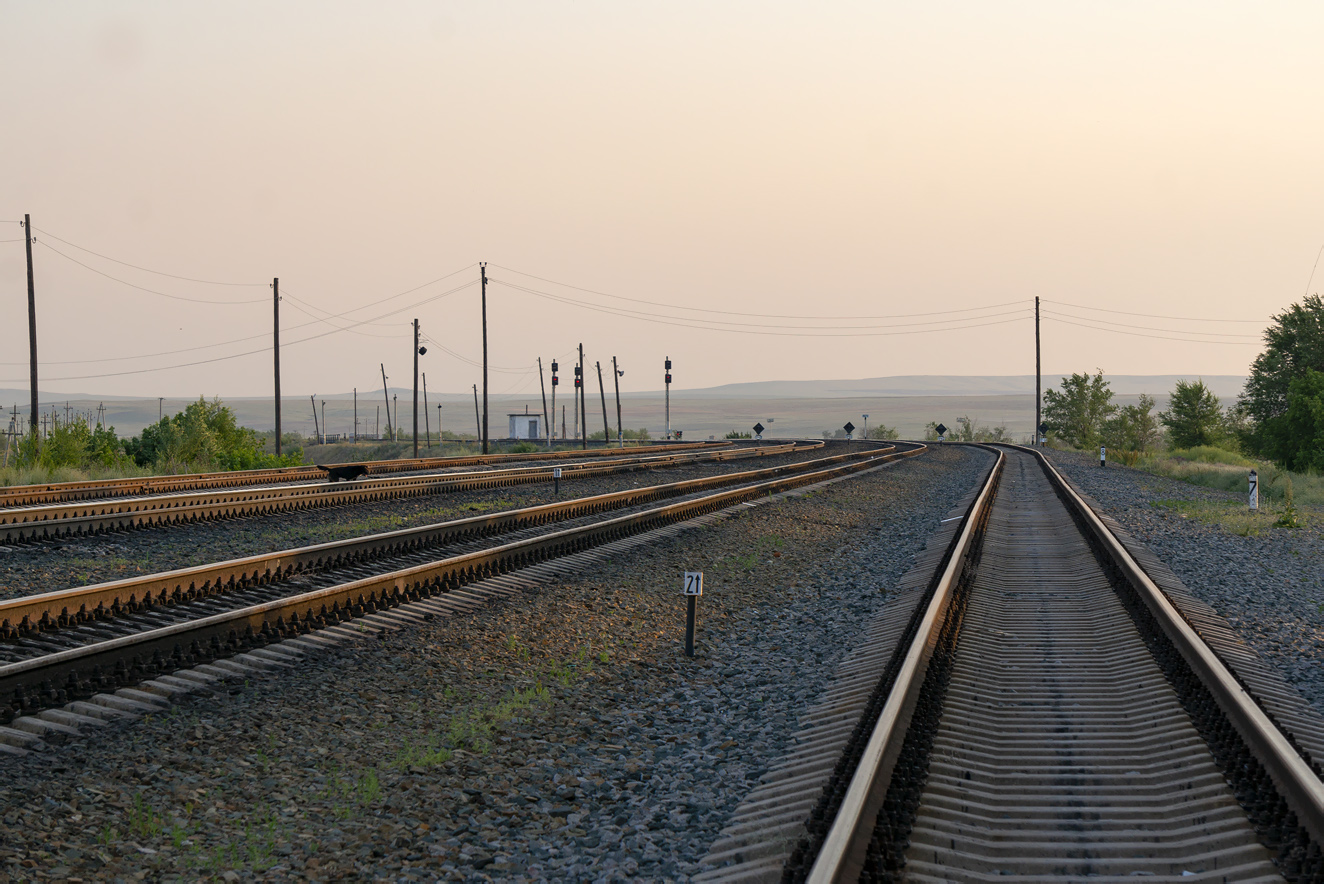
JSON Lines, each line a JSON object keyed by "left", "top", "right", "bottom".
{"left": 1257, "top": 369, "right": 1324, "bottom": 472}
{"left": 1042, "top": 370, "right": 1115, "bottom": 449}
{"left": 1103, "top": 394, "right": 1160, "bottom": 452}
{"left": 1240, "top": 294, "right": 1324, "bottom": 455}
{"left": 1161, "top": 380, "right": 1225, "bottom": 449}
{"left": 867, "top": 423, "right": 899, "bottom": 440}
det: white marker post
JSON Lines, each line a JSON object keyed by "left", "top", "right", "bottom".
{"left": 682, "top": 571, "right": 703, "bottom": 657}
{"left": 553, "top": 467, "right": 562, "bottom": 496}
{"left": 1100, "top": 446, "right": 1106, "bottom": 468}
{"left": 1249, "top": 469, "right": 1258, "bottom": 510}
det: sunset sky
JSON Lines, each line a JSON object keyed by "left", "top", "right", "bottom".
{"left": 2, "top": 2, "right": 1322, "bottom": 399}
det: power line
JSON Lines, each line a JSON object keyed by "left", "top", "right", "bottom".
{"left": 36, "top": 241, "right": 268, "bottom": 305}
{"left": 1046, "top": 299, "right": 1265, "bottom": 323}
{"left": 490, "top": 263, "right": 1025, "bottom": 321}
{"left": 1043, "top": 315, "right": 1263, "bottom": 345}
{"left": 32, "top": 226, "right": 265, "bottom": 286}
{"left": 1040, "top": 308, "right": 1261, "bottom": 339}
{"left": 497, "top": 279, "right": 1034, "bottom": 337}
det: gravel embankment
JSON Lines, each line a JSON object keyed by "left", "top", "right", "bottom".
{"left": 1047, "top": 450, "right": 1324, "bottom": 714}
{"left": 0, "top": 445, "right": 858, "bottom": 601}
{"left": 0, "top": 444, "right": 990, "bottom": 882}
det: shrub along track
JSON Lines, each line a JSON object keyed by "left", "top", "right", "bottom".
{"left": 0, "top": 442, "right": 809, "bottom": 544}
{"left": 0, "top": 442, "right": 923, "bottom": 739}
{"left": 701, "top": 445, "right": 1324, "bottom": 883}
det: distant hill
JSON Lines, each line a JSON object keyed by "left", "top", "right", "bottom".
{"left": 671, "top": 374, "right": 1248, "bottom": 399}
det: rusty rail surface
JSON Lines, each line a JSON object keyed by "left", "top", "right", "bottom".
{"left": 0, "top": 443, "right": 924, "bottom": 725}
{"left": 0, "top": 441, "right": 727, "bottom": 508}
{"left": 0, "top": 442, "right": 820, "bottom": 543}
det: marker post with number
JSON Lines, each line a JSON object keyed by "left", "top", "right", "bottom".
{"left": 1249, "top": 469, "right": 1258, "bottom": 510}
{"left": 1100, "top": 446, "right": 1106, "bottom": 468}
{"left": 682, "top": 571, "right": 703, "bottom": 657}
{"left": 553, "top": 467, "right": 562, "bottom": 495}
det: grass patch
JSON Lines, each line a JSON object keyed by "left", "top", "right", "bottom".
{"left": 1134, "top": 447, "right": 1324, "bottom": 511}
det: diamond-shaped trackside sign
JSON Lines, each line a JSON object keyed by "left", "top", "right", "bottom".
{"left": 935, "top": 423, "right": 948, "bottom": 436}
{"left": 843, "top": 422, "right": 855, "bottom": 434}
{"left": 753, "top": 423, "right": 764, "bottom": 435}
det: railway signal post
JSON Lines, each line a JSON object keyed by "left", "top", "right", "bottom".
{"left": 843, "top": 421, "right": 855, "bottom": 440}
{"left": 665, "top": 357, "right": 672, "bottom": 440}
{"left": 550, "top": 360, "right": 559, "bottom": 448}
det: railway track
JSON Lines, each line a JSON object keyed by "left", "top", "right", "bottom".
{"left": 0, "top": 441, "right": 814, "bottom": 543}
{"left": 0, "top": 441, "right": 723, "bottom": 508}
{"left": 700, "top": 445, "right": 1324, "bottom": 883}
{"left": 0, "top": 441, "right": 924, "bottom": 739}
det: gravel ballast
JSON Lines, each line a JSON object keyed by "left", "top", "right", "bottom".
{"left": 1047, "top": 449, "right": 1324, "bottom": 715}
{"left": 0, "top": 444, "right": 991, "bottom": 882}
{"left": 0, "top": 444, "right": 857, "bottom": 602}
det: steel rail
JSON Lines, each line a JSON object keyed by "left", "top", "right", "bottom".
{"left": 0, "top": 442, "right": 890, "bottom": 637}
{"left": 805, "top": 446, "right": 1004, "bottom": 883}
{"left": 0, "top": 441, "right": 726, "bottom": 508}
{"left": 0, "top": 443, "right": 926, "bottom": 720}
{"left": 0, "top": 442, "right": 815, "bottom": 543}
{"left": 1024, "top": 444, "right": 1324, "bottom": 848}
{"left": 800, "top": 443, "right": 1324, "bottom": 881}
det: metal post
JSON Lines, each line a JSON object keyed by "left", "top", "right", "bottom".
{"left": 1035, "top": 296, "right": 1042, "bottom": 447}
{"left": 380, "top": 364, "right": 392, "bottom": 440}
{"left": 310, "top": 395, "right": 320, "bottom": 444}
{"left": 612, "top": 356, "right": 623, "bottom": 447}
{"left": 23, "top": 215, "right": 38, "bottom": 448}
{"left": 321, "top": 400, "right": 326, "bottom": 445}
{"left": 578, "top": 343, "right": 587, "bottom": 451}
{"left": 393, "top": 395, "right": 398, "bottom": 444}
{"left": 413, "top": 318, "right": 420, "bottom": 458}
{"left": 665, "top": 356, "right": 672, "bottom": 440}
{"left": 353, "top": 388, "right": 357, "bottom": 444}
{"left": 273, "top": 278, "right": 281, "bottom": 455}
{"left": 596, "top": 361, "right": 609, "bottom": 448}
{"left": 685, "top": 597, "right": 697, "bottom": 657}
{"left": 538, "top": 357, "right": 550, "bottom": 447}
{"left": 480, "top": 263, "right": 489, "bottom": 454}
{"left": 423, "top": 372, "right": 431, "bottom": 450}
{"left": 473, "top": 384, "right": 481, "bottom": 442}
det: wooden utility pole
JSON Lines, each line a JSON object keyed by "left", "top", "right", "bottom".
{"left": 380, "top": 364, "right": 392, "bottom": 440}
{"left": 23, "top": 215, "right": 37, "bottom": 447}
{"left": 422, "top": 372, "right": 431, "bottom": 449}
{"left": 578, "top": 344, "right": 587, "bottom": 450}
{"left": 612, "top": 356, "right": 623, "bottom": 447}
{"left": 473, "top": 384, "right": 481, "bottom": 441}
{"left": 537, "top": 357, "right": 549, "bottom": 445}
{"left": 480, "top": 263, "right": 489, "bottom": 454}
{"left": 310, "top": 395, "right": 320, "bottom": 444}
{"left": 159, "top": 397, "right": 164, "bottom": 422}
{"left": 413, "top": 318, "right": 420, "bottom": 458}
{"left": 273, "top": 278, "right": 282, "bottom": 455}
{"left": 596, "top": 361, "right": 609, "bottom": 448}
{"left": 1035, "top": 296, "right": 1042, "bottom": 446}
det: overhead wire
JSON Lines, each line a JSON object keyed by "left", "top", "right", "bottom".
{"left": 1046, "top": 299, "right": 1265, "bottom": 323}
{"left": 35, "top": 240, "right": 268, "bottom": 305}
{"left": 32, "top": 227, "right": 265, "bottom": 286}
{"left": 1043, "top": 315, "right": 1263, "bottom": 345}
{"left": 1040, "top": 308, "right": 1262, "bottom": 339}
{"left": 490, "top": 263, "right": 1026, "bottom": 321}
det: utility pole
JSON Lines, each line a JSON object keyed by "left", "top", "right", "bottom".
{"left": 376, "top": 405, "right": 380, "bottom": 439}
{"left": 572, "top": 360, "right": 580, "bottom": 445}
{"left": 23, "top": 215, "right": 37, "bottom": 447}
{"left": 321, "top": 400, "right": 326, "bottom": 444}
{"left": 413, "top": 318, "right": 420, "bottom": 458}
{"left": 473, "top": 384, "right": 481, "bottom": 441}
{"left": 310, "top": 395, "right": 320, "bottom": 444}
{"left": 380, "top": 364, "right": 392, "bottom": 440}
{"left": 273, "top": 277, "right": 282, "bottom": 455}
{"left": 578, "top": 344, "right": 587, "bottom": 450}
{"left": 596, "top": 361, "right": 609, "bottom": 448}
{"left": 159, "top": 397, "right": 164, "bottom": 422}
{"left": 437, "top": 404, "right": 443, "bottom": 447}
{"left": 353, "top": 388, "right": 357, "bottom": 444}
{"left": 664, "top": 356, "right": 672, "bottom": 440}
{"left": 612, "top": 356, "right": 623, "bottom": 447}
{"left": 422, "top": 372, "right": 431, "bottom": 450}
{"left": 537, "top": 357, "right": 550, "bottom": 446}
{"left": 480, "top": 263, "right": 489, "bottom": 454}
{"left": 1035, "top": 296, "right": 1042, "bottom": 446}
{"left": 393, "top": 394, "right": 398, "bottom": 443}
{"left": 550, "top": 360, "right": 559, "bottom": 447}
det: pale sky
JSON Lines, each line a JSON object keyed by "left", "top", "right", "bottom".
{"left": 2, "top": 2, "right": 1322, "bottom": 399}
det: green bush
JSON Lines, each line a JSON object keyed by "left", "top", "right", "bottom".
{"left": 123, "top": 397, "right": 304, "bottom": 472}
{"left": 13, "top": 417, "right": 130, "bottom": 471}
